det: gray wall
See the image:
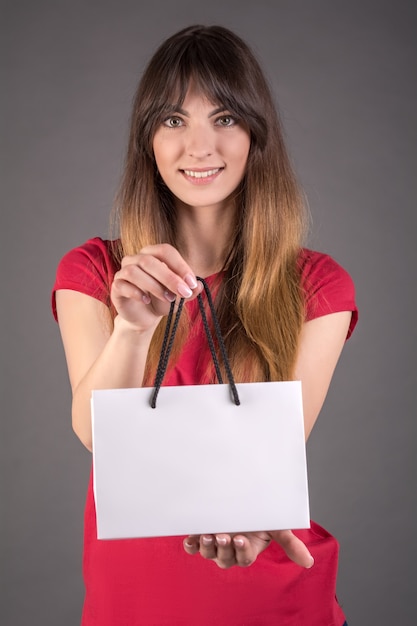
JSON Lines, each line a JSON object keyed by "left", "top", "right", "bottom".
{"left": 2, "top": 1, "right": 416, "bottom": 624}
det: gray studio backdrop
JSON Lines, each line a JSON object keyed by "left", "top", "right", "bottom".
{"left": 2, "top": 1, "right": 416, "bottom": 625}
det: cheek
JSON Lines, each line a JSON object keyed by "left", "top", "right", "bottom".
{"left": 234, "top": 132, "right": 250, "bottom": 159}
{"left": 153, "top": 152, "right": 170, "bottom": 181}
{"left": 234, "top": 139, "right": 251, "bottom": 171}
{"left": 153, "top": 137, "right": 181, "bottom": 174}
{"left": 152, "top": 137, "right": 164, "bottom": 167}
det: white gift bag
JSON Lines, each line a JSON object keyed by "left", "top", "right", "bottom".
{"left": 92, "top": 381, "right": 309, "bottom": 539}
{"left": 91, "top": 279, "right": 310, "bottom": 539}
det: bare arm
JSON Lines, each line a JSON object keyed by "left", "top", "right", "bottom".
{"left": 56, "top": 292, "right": 155, "bottom": 451}
{"left": 296, "top": 310, "right": 352, "bottom": 440}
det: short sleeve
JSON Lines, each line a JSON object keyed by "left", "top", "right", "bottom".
{"left": 51, "top": 237, "right": 118, "bottom": 322}
{"left": 299, "top": 249, "right": 358, "bottom": 339}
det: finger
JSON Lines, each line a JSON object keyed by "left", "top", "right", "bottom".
{"left": 232, "top": 534, "right": 268, "bottom": 567}
{"left": 215, "top": 534, "right": 236, "bottom": 569}
{"left": 139, "top": 244, "right": 199, "bottom": 289}
{"left": 111, "top": 274, "right": 173, "bottom": 323}
{"left": 122, "top": 246, "right": 199, "bottom": 298}
{"left": 110, "top": 276, "right": 153, "bottom": 314}
{"left": 270, "top": 530, "right": 314, "bottom": 568}
{"left": 111, "top": 273, "right": 145, "bottom": 301}
{"left": 183, "top": 535, "right": 200, "bottom": 555}
{"left": 199, "top": 535, "right": 217, "bottom": 560}
{"left": 116, "top": 263, "right": 180, "bottom": 303}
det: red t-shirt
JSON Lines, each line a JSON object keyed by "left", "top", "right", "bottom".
{"left": 52, "top": 238, "right": 358, "bottom": 626}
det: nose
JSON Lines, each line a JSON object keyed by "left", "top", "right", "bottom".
{"left": 185, "top": 124, "right": 214, "bottom": 158}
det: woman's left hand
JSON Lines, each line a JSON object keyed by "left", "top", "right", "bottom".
{"left": 183, "top": 530, "right": 314, "bottom": 569}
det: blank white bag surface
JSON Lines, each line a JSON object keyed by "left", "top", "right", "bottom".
{"left": 91, "top": 381, "right": 310, "bottom": 539}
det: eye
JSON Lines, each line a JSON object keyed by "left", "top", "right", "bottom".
{"left": 163, "top": 116, "right": 184, "bottom": 128}
{"left": 216, "top": 115, "right": 237, "bottom": 127}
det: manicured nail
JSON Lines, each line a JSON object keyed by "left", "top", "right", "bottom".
{"left": 164, "top": 290, "right": 176, "bottom": 302}
{"left": 178, "top": 283, "right": 193, "bottom": 298}
{"left": 184, "top": 274, "right": 198, "bottom": 289}
{"left": 202, "top": 536, "right": 213, "bottom": 546}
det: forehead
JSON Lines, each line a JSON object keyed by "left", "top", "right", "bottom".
{"left": 166, "top": 74, "right": 224, "bottom": 109}
{"left": 176, "top": 86, "right": 220, "bottom": 111}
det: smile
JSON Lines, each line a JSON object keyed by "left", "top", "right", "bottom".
{"left": 182, "top": 168, "right": 222, "bottom": 179}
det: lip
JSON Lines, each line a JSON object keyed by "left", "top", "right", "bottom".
{"left": 180, "top": 167, "right": 224, "bottom": 184}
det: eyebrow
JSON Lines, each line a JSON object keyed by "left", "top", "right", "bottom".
{"left": 169, "top": 106, "right": 228, "bottom": 118}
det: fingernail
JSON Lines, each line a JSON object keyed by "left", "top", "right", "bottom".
{"left": 142, "top": 294, "right": 151, "bottom": 304}
{"left": 164, "top": 290, "right": 176, "bottom": 302}
{"left": 184, "top": 540, "right": 193, "bottom": 548}
{"left": 307, "top": 556, "right": 314, "bottom": 568}
{"left": 184, "top": 274, "right": 198, "bottom": 289}
{"left": 178, "top": 284, "right": 193, "bottom": 298}
{"left": 233, "top": 538, "right": 244, "bottom": 547}
{"left": 216, "top": 536, "right": 227, "bottom": 546}
{"left": 202, "top": 536, "right": 213, "bottom": 546}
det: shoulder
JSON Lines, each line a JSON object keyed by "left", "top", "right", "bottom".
{"left": 52, "top": 237, "right": 120, "bottom": 320}
{"left": 55, "top": 237, "right": 119, "bottom": 282}
{"left": 298, "top": 248, "right": 358, "bottom": 338}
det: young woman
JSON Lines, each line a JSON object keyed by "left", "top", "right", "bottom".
{"left": 52, "top": 24, "right": 357, "bottom": 626}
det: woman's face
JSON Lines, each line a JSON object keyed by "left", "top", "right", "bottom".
{"left": 152, "top": 87, "right": 250, "bottom": 214}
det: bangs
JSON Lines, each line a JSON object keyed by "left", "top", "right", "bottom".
{"left": 156, "top": 52, "right": 248, "bottom": 116}
{"left": 141, "top": 29, "right": 269, "bottom": 149}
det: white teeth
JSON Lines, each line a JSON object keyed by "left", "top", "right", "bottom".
{"left": 183, "top": 168, "right": 220, "bottom": 178}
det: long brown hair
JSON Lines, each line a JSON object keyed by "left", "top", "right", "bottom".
{"left": 113, "top": 25, "right": 307, "bottom": 383}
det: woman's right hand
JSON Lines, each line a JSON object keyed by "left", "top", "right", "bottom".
{"left": 56, "top": 244, "right": 202, "bottom": 450}
{"left": 111, "top": 244, "right": 202, "bottom": 332}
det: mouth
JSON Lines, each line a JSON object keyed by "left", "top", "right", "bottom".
{"left": 181, "top": 167, "right": 223, "bottom": 180}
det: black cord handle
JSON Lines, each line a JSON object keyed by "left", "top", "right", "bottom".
{"left": 150, "top": 277, "right": 240, "bottom": 408}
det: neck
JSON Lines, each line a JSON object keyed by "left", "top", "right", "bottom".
{"left": 175, "top": 202, "right": 236, "bottom": 277}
